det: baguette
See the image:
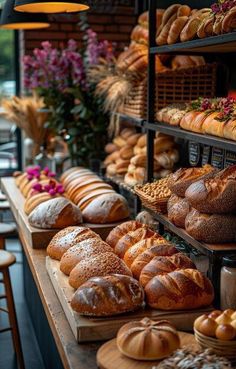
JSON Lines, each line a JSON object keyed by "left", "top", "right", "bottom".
{"left": 167, "top": 16, "right": 189, "bottom": 44}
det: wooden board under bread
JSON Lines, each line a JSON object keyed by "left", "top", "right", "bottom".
{"left": 46, "top": 256, "right": 213, "bottom": 343}
{"left": 1, "top": 177, "right": 122, "bottom": 249}
{"left": 97, "top": 333, "right": 198, "bottom": 369}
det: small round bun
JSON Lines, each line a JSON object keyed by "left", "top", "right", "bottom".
{"left": 215, "top": 324, "right": 236, "bottom": 341}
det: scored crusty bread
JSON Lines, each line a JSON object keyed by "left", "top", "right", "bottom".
{"left": 71, "top": 274, "right": 144, "bottom": 316}
{"left": 24, "top": 192, "right": 60, "bottom": 215}
{"left": 46, "top": 226, "right": 101, "bottom": 260}
{"left": 77, "top": 189, "right": 115, "bottom": 211}
{"left": 185, "top": 208, "right": 236, "bottom": 243}
{"left": 60, "top": 166, "right": 86, "bottom": 183}
{"left": 60, "top": 238, "right": 114, "bottom": 275}
{"left": 106, "top": 220, "right": 143, "bottom": 249}
{"left": 68, "top": 252, "right": 132, "bottom": 289}
{"left": 139, "top": 253, "right": 195, "bottom": 287}
{"left": 73, "top": 183, "right": 113, "bottom": 205}
{"left": 145, "top": 269, "right": 214, "bottom": 310}
{"left": 167, "top": 194, "right": 190, "bottom": 228}
{"left": 130, "top": 244, "right": 178, "bottom": 279}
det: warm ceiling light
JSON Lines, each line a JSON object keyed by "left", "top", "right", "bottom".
{"left": 0, "top": 0, "right": 50, "bottom": 29}
{"left": 14, "top": 0, "right": 89, "bottom": 13}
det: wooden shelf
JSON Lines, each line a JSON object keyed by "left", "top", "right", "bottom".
{"left": 151, "top": 33, "right": 236, "bottom": 55}
{"left": 145, "top": 121, "right": 236, "bottom": 152}
{"left": 144, "top": 208, "right": 236, "bottom": 256}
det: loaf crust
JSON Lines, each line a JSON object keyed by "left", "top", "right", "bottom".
{"left": 24, "top": 192, "right": 60, "bottom": 215}
{"left": 68, "top": 252, "right": 132, "bottom": 289}
{"left": 167, "top": 194, "right": 190, "bottom": 228}
{"left": 47, "top": 226, "right": 100, "bottom": 260}
{"left": 71, "top": 274, "right": 144, "bottom": 316}
{"left": 106, "top": 220, "right": 143, "bottom": 249}
{"left": 145, "top": 269, "right": 214, "bottom": 310}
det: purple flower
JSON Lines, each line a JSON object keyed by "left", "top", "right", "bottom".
{"left": 32, "top": 183, "right": 42, "bottom": 192}
{"left": 48, "top": 189, "right": 56, "bottom": 196}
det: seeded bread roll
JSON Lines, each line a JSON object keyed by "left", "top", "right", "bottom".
{"left": 130, "top": 244, "right": 178, "bottom": 279}
{"left": 68, "top": 252, "right": 132, "bottom": 289}
{"left": 60, "top": 238, "right": 114, "bottom": 275}
{"left": 47, "top": 226, "right": 101, "bottom": 260}
{"left": 106, "top": 220, "right": 143, "bottom": 249}
{"left": 167, "top": 194, "right": 190, "bottom": 228}
{"left": 145, "top": 269, "right": 214, "bottom": 310}
{"left": 71, "top": 274, "right": 144, "bottom": 316}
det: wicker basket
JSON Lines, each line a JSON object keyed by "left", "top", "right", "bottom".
{"left": 134, "top": 186, "right": 169, "bottom": 213}
{"left": 194, "top": 328, "right": 236, "bottom": 362}
{"left": 119, "top": 64, "right": 218, "bottom": 119}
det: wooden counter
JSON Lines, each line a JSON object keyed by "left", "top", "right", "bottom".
{"left": 1, "top": 177, "right": 100, "bottom": 369}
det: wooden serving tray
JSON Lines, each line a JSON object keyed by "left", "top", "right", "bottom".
{"left": 46, "top": 256, "right": 213, "bottom": 343}
{"left": 97, "top": 332, "right": 198, "bottom": 369}
{"left": 1, "top": 177, "right": 122, "bottom": 248}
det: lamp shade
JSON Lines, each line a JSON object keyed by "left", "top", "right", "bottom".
{"left": 14, "top": 0, "right": 89, "bottom": 13}
{"left": 0, "top": 0, "right": 50, "bottom": 29}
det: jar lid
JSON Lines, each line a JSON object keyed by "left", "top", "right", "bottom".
{"left": 222, "top": 255, "right": 236, "bottom": 267}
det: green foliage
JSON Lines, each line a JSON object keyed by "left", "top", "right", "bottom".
{"left": 0, "top": 30, "right": 14, "bottom": 83}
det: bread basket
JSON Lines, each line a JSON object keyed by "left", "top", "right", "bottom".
{"left": 194, "top": 328, "right": 236, "bottom": 362}
{"left": 134, "top": 185, "right": 169, "bottom": 213}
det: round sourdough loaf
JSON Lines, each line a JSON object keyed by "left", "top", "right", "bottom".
{"left": 82, "top": 193, "right": 130, "bottom": 224}
{"left": 47, "top": 226, "right": 101, "bottom": 260}
{"left": 28, "top": 197, "right": 82, "bottom": 229}
{"left": 60, "top": 238, "right": 114, "bottom": 275}
{"left": 68, "top": 252, "right": 132, "bottom": 289}
{"left": 71, "top": 274, "right": 144, "bottom": 316}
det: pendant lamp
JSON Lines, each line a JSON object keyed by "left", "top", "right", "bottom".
{"left": 0, "top": 0, "right": 50, "bottom": 29}
{"left": 14, "top": 0, "right": 89, "bottom": 14}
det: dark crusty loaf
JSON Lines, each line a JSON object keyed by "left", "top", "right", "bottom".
{"left": 167, "top": 194, "right": 190, "bottom": 228}
{"left": 139, "top": 253, "right": 195, "bottom": 287}
{"left": 71, "top": 274, "right": 144, "bottom": 316}
{"left": 60, "top": 238, "right": 114, "bottom": 275}
{"left": 106, "top": 220, "right": 143, "bottom": 248}
{"left": 47, "top": 226, "right": 100, "bottom": 260}
{"left": 185, "top": 208, "right": 236, "bottom": 243}
{"left": 114, "top": 227, "right": 159, "bottom": 258}
{"left": 68, "top": 252, "right": 132, "bottom": 289}
{"left": 130, "top": 244, "right": 178, "bottom": 279}
{"left": 185, "top": 165, "right": 236, "bottom": 214}
{"left": 167, "top": 165, "right": 215, "bottom": 197}
{"left": 145, "top": 269, "right": 214, "bottom": 310}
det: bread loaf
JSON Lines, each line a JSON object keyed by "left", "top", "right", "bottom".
{"left": 123, "top": 237, "right": 167, "bottom": 268}
{"left": 120, "top": 128, "right": 136, "bottom": 139}
{"left": 119, "top": 145, "right": 134, "bottom": 160}
{"left": 223, "top": 119, "right": 236, "bottom": 141}
{"left": 127, "top": 133, "right": 142, "bottom": 146}
{"left": 185, "top": 165, "right": 236, "bottom": 214}
{"left": 73, "top": 182, "right": 113, "bottom": 205}
{"left": 47, "top": 226, "right": 100, "bottom": 260}
{"left": 115, "top": 227, "right": 159, "bottom": 258}
{"left": 71, "top": 274, "right": 144, "bottom": 316}
{"left": 77, "top": 189, "right": 115, "bottom": 211}
{"left": 60, "top": 238, "right": 114, "bottom": 275}
{"left": 202, "top": 112, "right": 226, "bottom": 137}
{"left": 106, "top": 220, "right": 143, "bottom": 248}
{"left": 116, "top": 160, "right": 130, "bottom": 174}
{"left": 60, "top": 166, "right": 85, "bottom": 183}
{"left": 130, "top": 155, "right": 146, "bottom": 167}
{"left": 131, "top": 244, "right": 178, "bottom": 279}
{"left": 185, "top": 209, "right": 236, "bottom": 243}
{"left": 167, "top": 16, "right": 189, "bottom": 44}
{"left": 145, "top": 269, "right": 214, "bottom": 310}
{"left": 68, "top": 252, "right": 132, "bottom": 289}
{"left": 117, "top": 318, "right": 180, "bottom": 360}
{"left": 28, "top": 197, "right": 82, "bottom": 229}
{"left": 82, "top": 193, "right": 129, "bottom": 224}
{"left": 124, "top": 173, "right": 138, "bottom": 187}
{"left": 24, "top": 192, "right": 60, "bottom": 215}
{"left": 140, "top": 253, "right": 195, "bottom": 287}
{"left": 168, "top": 165, "right": 215, "bottom": 197}
{"left": 105, "top": 143, "right": 118, "bottom": 154}
{"left": 167, "top": 194, "right": 190, "bottom": 228}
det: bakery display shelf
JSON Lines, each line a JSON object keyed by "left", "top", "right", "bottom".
{"left": 150, "top": 32, "right": 236, "bottom": 55}
{"left": 145, "top": 121, "right": 236, "bottom": 152}
{"left": 143, "top": 207, "right": 236, "bottom": 257}
{"left": 113, "top": 112, "right": 144, "bottom": 128}
{"left": 105, "top": 174, "right": 136, "bottom": 195}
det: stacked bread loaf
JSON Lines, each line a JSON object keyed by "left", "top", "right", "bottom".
{"left": 156, "top": 3, "right": 236, "bottom": 46}
{"left": 104, "top": 128, "right": 179, "bottom": 186}
{"left": 156, "top": 97, "right": 236, "bottom": 142}
{"left": 167, "top": 164, "right": 236, "bottom": 243}
{"left": 60, "top": 167, "right": 130, "bottom": 224}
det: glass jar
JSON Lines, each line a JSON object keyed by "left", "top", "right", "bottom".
{"left": 34, "top": 145, "right": 56, "bottom": 172}
{"left": 220, "top": 255, "right": 236, "bottom": 310}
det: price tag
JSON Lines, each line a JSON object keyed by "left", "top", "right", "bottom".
{"left": 224, "top": 150, "right": 236, "bottom": 168}
{"left": 211, "top": 147, "right": 224, "bottom": 169}
{"left": 188, "top": 141, "right": 200, "bottom": 166}
{"left": 201, "top": 145, "right": 211, "bottom": 166}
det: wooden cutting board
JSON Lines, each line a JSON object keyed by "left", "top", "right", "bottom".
{"left": 97, "top": 332, "right": 198, "bottom": 369}
{"left": 46, "top": 256, "right": 213, "bottom": 343}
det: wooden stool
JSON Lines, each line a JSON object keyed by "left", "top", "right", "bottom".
{"left": 0, "top": 250, "right": 25, "bottom": 369}
{"left": 0, "top": 223, "right": 17, "bottom": 249}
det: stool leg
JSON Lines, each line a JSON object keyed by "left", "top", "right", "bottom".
{"left": 0, "top": 237, "right": 5, "bottom": 250}
{"left": 3, "top": 269, "right": 25, "bottom": 369}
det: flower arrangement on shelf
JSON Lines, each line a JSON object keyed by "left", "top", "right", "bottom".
{"left": 23, "top": 28, "right": 116, "bottom": 166}
{"left": 189, "top": 97, "right": 236, "bottom": 121}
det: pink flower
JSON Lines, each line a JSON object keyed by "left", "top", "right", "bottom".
{"left": 49, "top": 189, "right": 56, "bottom": 196}
{"left": 32, "top": 183, "right": 42, "bottom": 192}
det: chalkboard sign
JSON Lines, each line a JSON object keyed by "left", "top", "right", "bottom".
{"left": 201, "top": 145, "right": 211, "bottom": 166}
{"left": 211, "top": 147, "right": 224, "bottom": 169}
{"left": 188, "top": 141, "right": 200, "bottom": 166}
{"left": 224, "top": 150, "right": 236, "bottom": 168}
